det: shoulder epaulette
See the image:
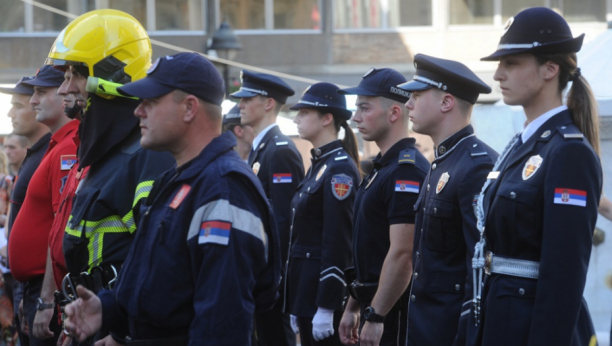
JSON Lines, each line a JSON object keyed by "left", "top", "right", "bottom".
{"left": 557, "top": 125, "right": 584, "bottom": 140}
{"left": 469, "top": 143, "right": 488, "bottom": 157}
{"left": 335, "top": 155, "right": 348, "bottom": 161}
{"left": 276, "top": 141, "right": 289, "bottom": 146}
{"left": 398, "top": 148, "right": 416, "bottom": 165}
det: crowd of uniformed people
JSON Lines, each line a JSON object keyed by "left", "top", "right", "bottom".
{"left": 0, "top": 5, "right": 605, "bottom": 346}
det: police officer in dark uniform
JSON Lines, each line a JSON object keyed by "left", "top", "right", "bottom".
{"left": 398, "top": 54, "right": 498, "bottom": 346}
{"left": 283, "top": 83, "right": 360, "bottom": 346}
{"left": 337, "top": 68, "right": 429, "bottom": 346}
{"left": 231, "top": 71, "right": 304, "bottom": 346}
{"left": 222, "top": 104, "right": 254, "bottom": 162}
{"left": 471, "top": 7, "right": 602, "bottom": 346}
{"left": 62, "top": 52, "right": 281, "bottom": 345}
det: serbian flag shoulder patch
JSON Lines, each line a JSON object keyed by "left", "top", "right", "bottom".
{"left": 199, "top": 220, "right": 231, "bottom": 246}
{"left": 395, "top": 180, "right": 419, "bottom": 193}
{"left": 273, "top": 173, "right": 292, "bottom": 184}
{"left": 554, "top": 188, "right": 587, "bottom": 207}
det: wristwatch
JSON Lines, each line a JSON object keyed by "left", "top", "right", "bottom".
{"left": 363, "top": 306, "right": 385, "bottom": 323}
{"left": 36, "top": 298, "right": 54, "bottom": 311}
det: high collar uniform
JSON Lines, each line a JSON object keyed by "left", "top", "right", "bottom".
{"left": 98, "top": 132, "right": 281, "bottom": 344}
{"left": 284, "top": 140, "right": 360, "bottom": 319}
{"left": 408, "top": 125, "right": 497, "bottom": 346}
{"left": 476, "top": 110, "right": 601, "bottom": 346}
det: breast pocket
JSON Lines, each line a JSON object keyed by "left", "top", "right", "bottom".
{"left": 425, "top": 198, "right": 458, "bottom": 252}
{"left": 294, "top": 180, "right": 324, "bottom": 218}
{"left": 494, "top": 182, "right": 541, "bottom": 240}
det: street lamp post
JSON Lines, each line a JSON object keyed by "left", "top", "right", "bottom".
{"left": 207, "top": 21, "right": 242, "bottom": 97}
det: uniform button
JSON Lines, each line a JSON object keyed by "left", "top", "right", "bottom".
{"left": 307, "top": 187, "right": 311, "bottom": 192}
{"left": 423, "top": 208, "right": 426, "bottom": 213}
{"left": 519, "top": 288, "right": 525, "bottom": 295}
{"left": 561, "top": 126, "right": 567, "bottom": 129}
{"left": 433, "top": 207, "right": 437, "bottom": 214}
{"left": 299, "top": 193, "right": 303, "bottom": 197}
{"left": 416, "top": 251, "right": 420, "bottom": 258}
{"left": 306, "top": 252, "right": 311, "bottom": 258}
{"left": 427, "top": 184, "right": 430, "bottom": 191}
{"left": 414, "top": 272, "right": 418, "bottom": 279}
{"left": 315, "top": 148, "right": 321, "bottom": 156}
{"left": 455, "top": 284, "right": 461, "bottom": 291}
{"left": 510, "top": 191, "right": 516, "bottom": 199}
{"left": 432, "top": 163, "right": 437, "bottom": 170}
{"left": 410, "top": 295, "right": 416, "bottom": 302}
{"left": 473, "top": 144, "right": 478, "bottom": 147}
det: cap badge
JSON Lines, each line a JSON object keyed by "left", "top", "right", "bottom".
{"left": 316, "top": 164, "right": 327, "bottom": 181}
{"left": 436, "top": 172, "right": 450, "bottom": 194}
{"left": 363, "top": 68, "right": 376, "bottom": 78}
{"left": 253, "top": 162, "right": 261, "bottom": 175}
{"left": 502, "top": 17, "right": 514, "bottom": 37}
{"left": 522, "top": 155, "right": 543, "bottom": 180}
{"left": 147, "top": 58, "right": 160, "bottom": 75}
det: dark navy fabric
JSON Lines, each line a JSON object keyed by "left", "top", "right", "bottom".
{"left": 98, "top": 131, "right": 281, "bottom": 345}
{"left": 284, "top": 140, "right": 360, "bottom": 317}
{"left": 22, "top": 65, "right": 65, "bottom": 88}
{"left": 474, "top": 110, "right": 601, "bottom": 346}
{"left": 408, "top": 125, "right": 498, "bottom": 346}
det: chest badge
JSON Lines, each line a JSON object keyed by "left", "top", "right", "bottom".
{"left": 316, "top": 164, "right": 327, "bottom": 181}
{"left": 252, "top": 162, "right": 261, "bottom": 175}
{"left": 436, "top": 172, "right": 450, "bottom": 194}
{"left": 170, "top": 184, "right": 191, "bottom": 209}
{"left": 332, "top": 174, "right": 353, "bottom": 200}
{"left": 522, "top": 155, "right": 543, "bottom": 180}
{"left": 365, "top": 171, "right": 378, "bottom": 190}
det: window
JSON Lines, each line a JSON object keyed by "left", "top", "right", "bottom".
{"left": 106, "top": 0, "right": 147, "bottom": 28}
{"left": 219, "top": 0, "right": 321, "bottom": 30}
{"left": 33, "top": 0, "right": 70, "bottom": 32}
{"left": 560, "top": 0, "right": 606, "bottom": 22}
{"left": 334, "top": 0, "right": 431, "bottom": 29}
{"left": 0, "top": 1, "right": 25, "bottom": 32}
{"left": 501, "top": 0, "right": 544, "bottom": 22}
{"left": 156, "top": 0, "right": 203, "bottom": 30}
{"left": 450, "top": 0, "right": 494, "bottom": 25}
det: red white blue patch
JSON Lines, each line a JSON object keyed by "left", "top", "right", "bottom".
{"left": 60, "top": 155, "right": 77, "bottom": 170}
{"left": 395, "top": 180, "right": 419, "bottom": 193}
{"left": 273, "top": 173, "right": 292, "bottom": 184}
{"left": 199, "top": 220, "right": 231, "bottom": 246}
{"left": 554, "top": 188, "right": 587, "bottom": 207}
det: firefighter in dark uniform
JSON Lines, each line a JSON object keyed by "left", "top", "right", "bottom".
{"left": 231, "top": 71, "right": 304, "bottom": 346}
{"left": 283, "top": 83, "right": 361, "bottom": 346}
{"left": 44, "top": 10, "right": 174, "bottom": 343}
{"left": 397, "top": 54, "right": 498, "bottom": 346}
{"left": 337, "top": 68, "right": 429, "bottom": 346}
{"left": 62, "top": 52, "right": 281, "bottom": 345}
{"left": 471, "top": 7, "right": 602, "bottom": 346}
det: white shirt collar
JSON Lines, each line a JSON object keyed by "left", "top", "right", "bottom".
{"left": 521, "top": 105, "right": 567, "bottom": 143}
{"left": 252, "top": 123, "right": 278, "bottom": 151}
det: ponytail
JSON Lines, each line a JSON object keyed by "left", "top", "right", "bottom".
{"left": 536, "top": 53, "right": 600, "bottom": 155}
{"left": 339, "top": 120, "right": 361, "bottom": 170}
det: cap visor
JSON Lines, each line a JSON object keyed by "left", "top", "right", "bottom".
{"left": 118, "top": 78, "right": 174, "bottom": 99}
{"left": 337, "top": 86, "right": 379, "bottom": 96}
{"left": 0, "top": 86, "right": 33, "bottom": 95}
{"left": 396, "top": 80, "right": 432, "bottom": 92}
{"left": 230, "top": 89, "right": 259, "bottom": 99}
{"left": 21, "top": 80, "right": 61, "bottom": 88}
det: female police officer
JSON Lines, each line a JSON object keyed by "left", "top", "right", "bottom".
{"left": 284, "top": 82, "right": 360, "bottom": 345}
{"left": 472, "top": 7, "right": 602, "bottom": 346}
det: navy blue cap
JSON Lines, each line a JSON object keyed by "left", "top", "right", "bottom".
{"left": 0, "top": 76, "right": 35, "bottom": 96}
{"left": 222, "top": 105, "right": 241, "bottom": 125}
{"left": 338, "top": 68, "right": 410, "bottom": 103}
{"left": 118, "top": 52, "right": 225, "bottom": 106}
{"left": 21, "top": 65, "right": 65, "bottom": 88}
{"left": 289, "top": 82, "right": 352, "bottom": 121}
{"left": 482, "top": 7, "right": 584, "bottom": 61}
{"left": 230, "top": 70, "right": 295, "bottom": 104}
{"left": 398, "top": 54, "right": 491, "bottom": 104}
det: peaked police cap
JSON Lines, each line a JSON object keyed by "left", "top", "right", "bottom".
{"left": 289, "top": 82, "right": 352, "bottom": 121}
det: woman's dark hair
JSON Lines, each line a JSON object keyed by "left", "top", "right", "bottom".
{"left": 536, "top": 53, "right": 600, "bottom": 155}
{"left": 318, "top": 108, "right": 361, "bottom": 172}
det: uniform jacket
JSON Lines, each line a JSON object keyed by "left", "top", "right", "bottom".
{"left": 353, "top": 138, "right": 429, "bottom": 284}
{"left": 63, "top": 128, "right": 174, "bottom": 276}
{"left": 284, "top": 140, "right": 360, "bottom": 317}
{"left": 249, "top": 124, "right": 304, "bottom": 266}
{"left": 409, "top": 125, "right": 497, "bottom": 346}
{"left": 477, "top": 110, "right": 601, "bottom": 346}
{"left": 98, "top": 132, "right": 281, "bottom": 345}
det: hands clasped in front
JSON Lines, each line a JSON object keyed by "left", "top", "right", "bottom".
{"left": 63, "top": 285, "right": 103, "bottom": 342}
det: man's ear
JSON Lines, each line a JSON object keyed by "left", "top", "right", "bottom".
{"left": 182, "top": 95, "right": 199, "bottom": 123}
{"left": 389, "top": 103, "right": 402, "bottom": 123}
{"left": 440, "top": 93, "right": 455, "bottom": 113}
{"left": 233, "top": 125, "right": 244, "bottom": 138}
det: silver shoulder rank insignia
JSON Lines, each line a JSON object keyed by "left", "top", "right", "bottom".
{"left": 365, "top": 171, "right": 378, "bottom": 190}
{"left": 522, "top": 155, "right": 543, "bottom": 180}
{"left": 332, "top": 174, "right": 353, "bottom": 200}
{"left": 436, "top": 172, "right": 450, "bottom": 194}
{"left": 316, "top": 164, "right": 327, "bottom": 181}
{"left": 253, "top": 162, "right": 261, "bottom": 175}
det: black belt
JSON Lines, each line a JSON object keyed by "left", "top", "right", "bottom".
{"left": 125, "top": 335, "right": 188, "bottom": 346}
{"left": 67, "top": 264, "right": 118, "bottom": 295}
{"left": 348, "top": 280, "right": 378, "bottom": 303}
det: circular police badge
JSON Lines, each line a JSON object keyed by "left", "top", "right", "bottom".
{"left": 316, "top": 164, "right": 327, "bottom": 181}
{"left": 502, "top": 17, "right": 514, "bottom": 37}
{"left": 147, "top": 58, "right": 161, "bottom": 75}
{"left": 522, "top": 155, "right": 543, "bottom": 180}
{"left": 252, "top": 162, "right": 261, "bottom": 175}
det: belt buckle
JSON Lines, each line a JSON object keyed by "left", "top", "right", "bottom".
{"left": 484, "top": 251, "right": 493, "bottom": 275}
